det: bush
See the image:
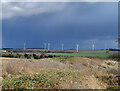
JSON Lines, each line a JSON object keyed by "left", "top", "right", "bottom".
{"left": 48, "top": 55, "right": 54, "bottom": 58}
{"left": 40, "top": 54, "right": 45, "bottom": 58}
{"left": 108, "top": 53, "right": 120, "bottom": 61}
{"left": 33, "top": 54, "right": 41, "bottom": 59}
{"left": 13, "top": 53, "right": 22, "bottom": 58}
{"left": 24, "top": 54, "right": 32, "bottom": 59}
{"left": 2, "top": 53, "right": 14, "bottom": 58}
{"left": 16, "top": 53, "right": 21, "bottom": 58}
{"left": 2, "top": 53, "right": 56, "bottom": 59}
{"left": 2, "top": 53, "right": 25, "bottom": 58}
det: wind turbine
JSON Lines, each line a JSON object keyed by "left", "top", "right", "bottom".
{"left": 44, "top": 43, "right": 47, "bottom": 49}
{"left": 24, "top": 41, "right": 26, "bottom": 50}
{"left": 76, "top": 44, "right": 79, "bottom": 53}
{"left": 48, "top": 43, "right": 50, "bottom": 50}
{"left": 92, "top": 41, "right": 95, "bottom": 50}
{"left": 61, "top": 43, "right": 64, "bottom": 50}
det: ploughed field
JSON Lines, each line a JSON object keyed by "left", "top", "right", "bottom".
{"left": 0, "top": 55, "right": 119, "bottom": 89}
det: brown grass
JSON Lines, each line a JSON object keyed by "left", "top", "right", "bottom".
{"left": 2, "top": 57, "right": 71, "bottom": 78}
{"left": 1, "top": 57, "right": 120, "bottom": 89}
{"left": 63, "top": 57, "right": 119, "bottom": 74}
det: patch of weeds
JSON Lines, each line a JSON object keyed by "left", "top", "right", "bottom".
{"left": 108, "top": 53, "right": 120, "bottom": 61}
{"left": 2, "top": 69, "right": 82, "bottom": 89}
{"left": 52, "top": 57, "right": 73, "bottom": 63}
{"left": 106, "top": 86, "right": 120, "bottom": 90}
{"left": 96, "top": 75, "right": 119, "bottom": 87}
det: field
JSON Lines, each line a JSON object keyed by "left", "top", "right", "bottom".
{"left": 0, "top": 50, "right": 119, "bottom": 90}
{"left": 47, "top": 50, "right": 118, "bottom": 58}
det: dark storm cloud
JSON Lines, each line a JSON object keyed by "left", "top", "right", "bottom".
{"left": 2, "top": 2, "right": 118, "bottom": 49}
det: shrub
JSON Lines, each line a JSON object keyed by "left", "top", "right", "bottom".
{"left": 16, "top": 53, "right": 21, "bottom": 58}
{"left": 108, "top": 53, "right": 120, "bottom": 61}
{"left": 48, "top": 55, "right": 54, "bottom": 58}
{"left": 2, "top": 53, "right": 56, "bottom": 59}
{"left": 40, "top": 54, "right": 45, "bottom": 58}
{"left": 2, "top": 53, "right": 24, "bottom": 58}
{"left": 2, "top": 53, "right": 14, "bottom": 58}
{"left": 33, "top": 54, "right": 40, "bottom": 59}
{"left": 24, "top": 54, "right": 32, "bottom": 59}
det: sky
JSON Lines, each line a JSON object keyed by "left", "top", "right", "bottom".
{"left": 2, "top": 2, "right": 118, "bottom": 49}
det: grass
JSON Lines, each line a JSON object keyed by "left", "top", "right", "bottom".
{"left": 52, "top": 56, "right": 73, "bottom": 63}
{"left": 2, "top": 69, "right": 82, "bottom": 89}
{"left": 2, "top": 56, "right": 119, "bottom": 89}
{"left": 2, "top": 69, "right": 119, "bottom": 89}
{"left": 1, "top": 50, "right": 118, "bottom": 59}
{"left": 47, "top": 50, "right": 118, "bottom": 58}
{"left": 2, "top": 57, "right": 72, "bottom": 78}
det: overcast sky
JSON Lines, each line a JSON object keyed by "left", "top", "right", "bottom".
{"left": 2, "top": 2, "right": 118, "bottom": 49}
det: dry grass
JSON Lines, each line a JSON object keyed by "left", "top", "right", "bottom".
{"left": 2, "top": 57, "right": 119, "bottom": 77}
{"left": 1, "top": 57, "right": 120, "bottom": 89}
{"left": 2, "top": 57, "right": 71, "bottom": 78}
{"left": 62, "top": 57, "right": 119, "bottom": 74}
{"left": 2, "top": 69, "right": 108, "bottom": 89}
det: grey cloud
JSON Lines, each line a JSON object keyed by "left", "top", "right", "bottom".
{"left": 2, "top": 2, "right": 68, "bottom": 19}
{"left": 2, "top": 0, "right": 119, "bottom": 2}
{"left": 2, "top": 2, "right": 117, "bottom": 20}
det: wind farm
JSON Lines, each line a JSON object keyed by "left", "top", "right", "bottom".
{"left": 1, "top": 44, "right": 119, "bottom": 89}
{"left": 1, "top": 1, "right": 119, "bottom": 90}
{"left": 1, "top": 34, "right": 119, "bottom": 90}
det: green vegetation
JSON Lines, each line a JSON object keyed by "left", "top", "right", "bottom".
{"left": 52, "top": 56, "right": 73, "bottom": 63}
{"left": 1, "top": 53, "right": 25, "bottom": 58}
{"left": 47, "top": 51, "right": 118, "bottom": 59}
{"left": 1, "top": 53, "right": 55, "bottom": 59}
{"left": 2, "top": 69, "right": 82, "bottom": 89}
{"left": 108, "top": 53, "right": 120, "bottom": 61}
{"left": 1, "top": 50, "right": 119, "bottom": 62}
{"left": 2, "top": 69, "right": 119, "bottom": 89}
{"left": 2, "top": 51, "right": 119, "bottom": 89}
{"left": 1, "top": 50, "right": 119, "bottom": 60}
{"left": 24, "top": 54, "right": 32, "bottom": 59}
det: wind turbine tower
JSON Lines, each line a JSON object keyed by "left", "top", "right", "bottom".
{"left": 76, "top": 44, "right": 79, "bottom": 53}
{"left": 24, "top": 42, "right": 26, "bottom": 50}
{"left": 92, "top": 42, "right": 95, "bottom": 50}
{"left": 62, "top": 43, "right": 64, "bottom": 50}
{"left": 48, "top": 43, "right": 50, "bottom": 50}
{"left": 44, "top": 43, "right": 47, "bottom": 49}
